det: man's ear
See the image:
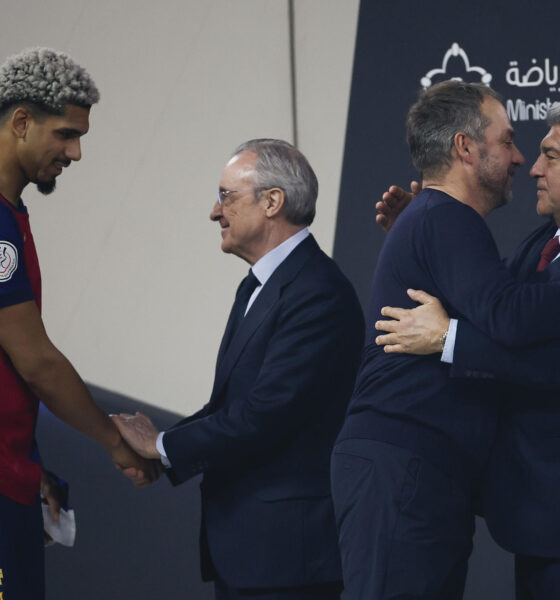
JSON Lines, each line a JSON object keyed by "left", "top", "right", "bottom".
{"left": 453, "top": 131, "right": 475, "bottom": 164}
{"left": 10, "top": 107, "right": 33, "bottom": 139}
{"left": 263, "top": 188, "right": 285, "bottom": 218}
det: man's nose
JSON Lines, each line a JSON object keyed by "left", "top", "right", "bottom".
{"left": 210, "top": 199, "right": 222, "bottom": 221}
{"left": 513, "top": 143, "right": 525, "bottom": 166}
{"left": 530, "top": 154, "right": 544, "bottom": 178}
{"left": 65, "top": 138, "right": 82, "bottom": 162}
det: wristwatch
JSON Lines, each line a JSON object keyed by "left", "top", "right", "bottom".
{"left": 439, "top": 329, "right": 448, "bottom": 352}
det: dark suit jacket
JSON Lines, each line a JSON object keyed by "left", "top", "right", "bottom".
{"left": 163, "top": 235, "right": 364, "bottom": 587}
{"left": 451, "top": 219, "right": 560, "bottom": 556}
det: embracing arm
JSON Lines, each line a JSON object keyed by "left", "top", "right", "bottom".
{"left": 449, "top": 320, "right": 560, "bottom": 390}
{"left": 375, "top": 289, "right": 560, "bottom": 391}
{"left": 375, "top": 181, "right": 421, "bottom": 232}
{"left": 375, "top": 289, "right": 450, "bottom": 354}
{"left": 417, "top": 203, "right": 560, "bottom": 347}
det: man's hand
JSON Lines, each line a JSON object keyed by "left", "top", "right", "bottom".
{"left": 111, "top": 412, "right": 161, "bottom": 460}
{"left": 40, "top": 469, "right": 65, "bottom": 523}
{"left": 109, "top": 433, "right": 162, "bottom": 486}
{"left": 375, "top": 181, "right": 421, "bottom": 232}
{"left": 41, "top": 469, "right": 67, "bottom": 545}
{"left": 374, "top": 289, "right": 450, "bottom": 354}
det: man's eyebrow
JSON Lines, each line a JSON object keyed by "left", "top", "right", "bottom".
{"left": 542, "top": 144, "right": 560, "bottom": 155}
{"left": 55, "top": 127, "right": 84, "bottom": 136}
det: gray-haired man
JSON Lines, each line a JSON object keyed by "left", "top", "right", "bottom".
{"left": 0, "top": 48, "right": 157, "bottom": 600}
{"left": 113, "top": 139, "right": 365, "bottom": 600}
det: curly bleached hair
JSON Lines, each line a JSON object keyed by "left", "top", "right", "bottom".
{"left": 0, "top": 47, "right": 99, "bottom": 116}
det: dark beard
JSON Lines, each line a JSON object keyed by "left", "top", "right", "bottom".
{"left": 36, "top": 179, "right": 56, "bottom": 195}
{"left": 476, "top": 146, "right": 511, "bottom": 210}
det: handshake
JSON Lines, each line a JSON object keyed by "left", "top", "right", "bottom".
{"left": 108, "top": 412, "right": 165, "bottom": 487}
{"left": 41, "top": 411, "right": 165, "bottom": 547}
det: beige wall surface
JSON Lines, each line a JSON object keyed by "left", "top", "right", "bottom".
{"left": 1, "top": 0, "right": 359, "bottom": 415}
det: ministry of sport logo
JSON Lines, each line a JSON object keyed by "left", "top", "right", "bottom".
{"left": 0, "top": 241, "right": 17, "bottom": 282}
{"left": 420, "top": 42, "right": 560, "bottom": 122}
{"left": 420, "top": 43, "right": 492, "bottom": 90}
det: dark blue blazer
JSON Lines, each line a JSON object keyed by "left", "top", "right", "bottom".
{"left": 163, "top": 235, "right": 364, "bottom": 587}
{"left": 451, "top": 219, "right": 560, "bottom": 556}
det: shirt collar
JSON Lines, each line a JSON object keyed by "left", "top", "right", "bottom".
{"left": 252, "top": 228, "right": 309, "bottom": 287}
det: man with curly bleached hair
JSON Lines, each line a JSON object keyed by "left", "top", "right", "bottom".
{"left": 0, "top": 48, "right": 158, "bottom": 600}
{"left": 0, "top": 47, "right": 100, "bottom": 115}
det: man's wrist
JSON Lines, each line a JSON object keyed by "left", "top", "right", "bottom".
{"left": 102, "top": 415, "right": 126, "bottom": 454}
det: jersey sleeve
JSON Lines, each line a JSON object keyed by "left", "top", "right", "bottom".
{"left": 0, "top": 204, "right": 34, "bottom": 308}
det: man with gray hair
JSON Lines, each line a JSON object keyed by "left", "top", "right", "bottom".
{"left": 331, "top": 81, "right": 560, "bottom": 599}
{"left": 112, "top": 139, "right": 365, "bottom": 600}
{"left": 374, "top": 102, "right": 560, "bottom": 598}
{"left": 0, "top": 47, "right": 157, "bottom": 600}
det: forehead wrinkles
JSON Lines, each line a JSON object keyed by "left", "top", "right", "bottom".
{"left": 541, "top": 127, "right": 560, "bottom": 153}
{"left": 222, "top": 153, "right": 257, "bottom": 187}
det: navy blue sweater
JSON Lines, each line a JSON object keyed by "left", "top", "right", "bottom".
{"left": 339, "top": 188, "right": 560, "bottom": 480}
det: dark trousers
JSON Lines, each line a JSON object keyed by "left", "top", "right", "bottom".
{"left": 331, "top": 438, "right": 475, "bottom": 600}
{"left": 0, "top": 493, "right": 45, "bottom": 600}
{"left": 214, "top": 580, "right": 342, "bottom": 600}
{"left": 515, "top": 555, "right": 560, "bottom": 600}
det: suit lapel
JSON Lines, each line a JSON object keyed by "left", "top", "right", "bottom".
{"left": 216, "top": 278, "right": 246, "bottom": 366}
{"left": 209, "top": 235, "right": 321, "bottom": 404}
{"left": 514, "top": 221, "right": 557, "bottom": 282}
{"left": 546, "top": 252, "right": 560, "bottom": 280}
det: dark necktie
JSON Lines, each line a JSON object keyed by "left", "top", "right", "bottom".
{"left": 219, "top": 269, "right": 260, "bottom": 360}
{"left": 233, "top": 269, "right": 260, "bottom": 323}
{"left": 537, "top": 236, "right": 560, "bottom": 271}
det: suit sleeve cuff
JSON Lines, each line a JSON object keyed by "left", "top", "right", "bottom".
{"left": 156, "top": 432, "right": 172, "bottom": 468}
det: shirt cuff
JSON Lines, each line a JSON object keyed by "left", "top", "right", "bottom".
{"left": 156, "top": 432, "right": 171, "bottom": 468}
{"left": 441, "top": 318, "right": 458, "bottom": 364}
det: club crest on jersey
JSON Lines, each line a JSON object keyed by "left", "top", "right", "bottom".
{"left": 0, "top": 241, "right": 17, "bottom": 282}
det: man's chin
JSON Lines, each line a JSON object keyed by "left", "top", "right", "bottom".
{"left": 493, "top": 185, "right": 512, "bottom": 210}
{"left": 36, "top": 179, "right": 56, "bottom": 195}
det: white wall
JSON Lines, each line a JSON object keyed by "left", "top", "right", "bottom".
{"left": 1, "top": 0, "right": 359, "bottom": 415}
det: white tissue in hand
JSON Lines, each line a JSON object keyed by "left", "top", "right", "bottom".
{"left": 42, "top": 504, "right": 76, "bottom": 547}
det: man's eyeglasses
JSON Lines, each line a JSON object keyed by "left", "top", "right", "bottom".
{"left": 217, "top": 188, "right": 256, "bottom": 206}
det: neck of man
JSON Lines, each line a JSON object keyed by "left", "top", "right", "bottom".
{"left": 247, "top": 223, "right": 306, "bottom": 266}
{"left": 423, "top": 166, "right": 492, "bottom": 219}
{"left": 0, "top": 141, "right": 27, "bottom": 206}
